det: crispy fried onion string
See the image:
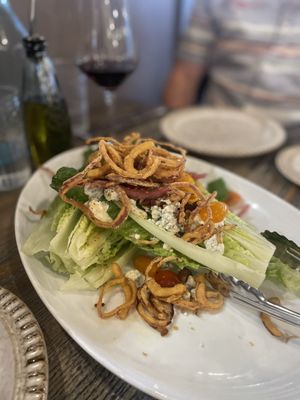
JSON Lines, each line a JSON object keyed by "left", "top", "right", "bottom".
{"left": 97, "top": 263, "right": 137, "bottom": 320}
{"left": 96, "top": 256, "right": 225, "bottom": 336}
{"left": 182, "top": 220, "right": 215, "bottom": 244}
{"left": 86, "top": 163, "right": 111, "bottom": 179}
{"left": 187, "top": 191, "right": 217, "bottom": 226}
{"left": 145, "top": 256, "right": 177, "bottom": 278}
{"left": 106, "top": 174, "right": 159, "bottom": 187}
{"left": 135, "top": 257, "right": 225, "bottom": 335}
{"left": 59, "top": 133, "right": 231, "bottom": 238}
{"left": 59, "top": 179, "right": 131, "bottom": 228}
{"left": 136, "top": 138, "right": 187, "bottom": 157}
{"left": 85, "top": 134, "right": 186, "bottom": 185}
{"left": 170, "top": 182, "right": 206, "bottom": 202}
{"left": 194, "top": 275, "right": 224, "bottom": 311}
{"left": 178, "top": 193, "right": 191, "bottom": 225}
{"left": 260, "top": 297, "right": 298, "bottom": 342}
{"left": 100, "top": 140, "right": 161, "bottom": 179}
{"left": 205, "top": 272, "right": 230, "bottom": 297}
{"left": 28, "top": 206, "right": 47, "bottom": 218}
{"left": 137, "top": 285, "right": 174, "bottom": 336}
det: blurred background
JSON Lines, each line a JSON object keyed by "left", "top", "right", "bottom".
{"left": 11, "top": 0, "right": 194, "bottom": 126}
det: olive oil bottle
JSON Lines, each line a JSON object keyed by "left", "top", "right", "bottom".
{"left": 22, "top": 36, "right": 72, "bottom": 168}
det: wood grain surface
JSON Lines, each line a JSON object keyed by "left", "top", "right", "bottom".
{"left": 1, "top": 116, "right": 299, "bottom": 400}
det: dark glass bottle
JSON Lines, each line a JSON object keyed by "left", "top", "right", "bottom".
{"left": 22, "top": 36, "right": 72, "bottom": 167}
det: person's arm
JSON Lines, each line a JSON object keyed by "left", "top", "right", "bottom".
{"left": 163, "top": 0, "right": 215, "bottom": 109}
{"left": 163, "top": 61, "right": 206, "bottom": 109}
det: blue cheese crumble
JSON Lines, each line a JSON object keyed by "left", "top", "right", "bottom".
{"left": 125, "top": 269, "right": 145, "bottom": 287}
{"left": 149, "top": 200, "right": 181, "bottom": 234}
{"left": 88, "top": 200, "right": 112, "bottom": 222}
{"left": 104, "top": 188, "right": 119, "bottom": 202}
{"left": 84, "top": 185, "right": 103, "bottom": 200}
{"left": 204, "top": 234, "right": 224, "bottom": 254}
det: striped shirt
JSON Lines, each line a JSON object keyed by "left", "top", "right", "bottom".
{"left": 178, "top": 0, "right": 300, "bottom": 125}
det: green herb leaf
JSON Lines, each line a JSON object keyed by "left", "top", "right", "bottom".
{"left": 50, "top": 167, "right": 88, "bottom": 203}
{"left": 50, "top": 167, "right": 78, "bottom": 192}
{"left": 207, "top": 178, "right": 229, "bottom": 201}
{"left": 66, "top": 187, "right": 89, "bottom": 203}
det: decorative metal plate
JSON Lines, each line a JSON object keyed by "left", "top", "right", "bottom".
{"left": 0, "top": 287, "right": 48, "bottom": 400}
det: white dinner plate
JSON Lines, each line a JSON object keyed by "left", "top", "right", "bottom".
{"left": 275, "top": 144, "right": 300, "bottom": 186}
{"left": 0, "top": 287, "right": 48, "bottom": 400}
{"left": 15, "top": 147, "right": 300, "bottom": 400}
{"left": 160, "top": 107, "right": 286, "bottom": 157}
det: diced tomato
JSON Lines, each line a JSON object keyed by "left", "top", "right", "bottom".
{"left": 225, "top": 191, "right": 242, "bottom": 206}
{"left": 155, "top": 269, "right": 181, "bottom": 288}
{"left": 133, "top": 255, "right": 157, "bottom": 277}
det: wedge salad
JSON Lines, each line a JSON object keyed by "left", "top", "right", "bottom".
{"left": 23, "top": 133, "right": 300, "bottom": 336}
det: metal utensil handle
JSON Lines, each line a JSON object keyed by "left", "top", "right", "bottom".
{"left": 219, "top": 273, "right": 300, "bottom": 327}
{"left": 231, "top": 292, "right": 300, "bottom": 327}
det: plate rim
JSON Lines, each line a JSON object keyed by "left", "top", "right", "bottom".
{"left": 160, "top": 107, "right": 287, "bottom": 158}
{"left": 14, "top": 146, "right": 300, "bottom": 400}
{"left": 275, "top": 144, "right": 300, "bottom": 186}
{"left": 0, "top": 286, "right": 49, "bottom": 400}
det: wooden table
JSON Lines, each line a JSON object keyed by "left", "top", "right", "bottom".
{"left": 1, "top": 114, "right": 300, "bottom": 400}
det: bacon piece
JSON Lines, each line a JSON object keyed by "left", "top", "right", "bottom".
{"left": 121, "top": 185, "right": 170, "bottom": 201}
{"left": 188, "top": 171, "right": 207, "bottom": 180}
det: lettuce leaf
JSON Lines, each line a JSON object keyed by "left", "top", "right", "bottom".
{"left": 61, "top": 245, "right": 137, "bottom": 290}
{"left": 131, "top": 211, "right": 267, "bottom": 288}
{"left": 22, "top": 197, "right": 68, "bottom": 255}
{"left": 66, "top": 214, "right": 110, "bottom": 270}
{"left": 24, "top": 197, "right": 130, "bottom": 288}
{"left": 266, "top": 257, "right": 300, "bottom": 294}
{"left": 49, "top": 206, "right": 81, "bottom": 273}
{"left": 116, "top": 215, "right": 202, "bottom": 270}
{"left": 225, "top": 212, "right": 275, "bottom": 266}
{"left": 262, "top": 231, "right": 300, "bottom": 294}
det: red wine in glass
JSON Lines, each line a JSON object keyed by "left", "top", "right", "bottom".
{"left": 76, "top": 0, "right": 137, "bottom": 134}
{"left": 78, "top": 58, "right": 136, "bottom": 90}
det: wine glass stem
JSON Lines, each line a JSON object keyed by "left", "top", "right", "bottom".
{"left": 103, "top": 89, "right": 115, "bottom": 108}
{"left": 103, "top": 89, "right": 116, "bottom": 130}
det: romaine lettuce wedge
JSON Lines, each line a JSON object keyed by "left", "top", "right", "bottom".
{"left": 116, "top": 215, "right": 202, "bottom": 270}
{"left": 266, "top": 257, "right": 300, "bottom": 294}
{"left": 22, "top": 197, "right": 67, "bottom": 255}
{"left": 66, "top": 214, "right": 110, "bottom": 270}
{"left": 130, "top": 211, "right": 270, "bottom": 288}
{"left": 49, "top": 206, "right": 81, "bottom": 273}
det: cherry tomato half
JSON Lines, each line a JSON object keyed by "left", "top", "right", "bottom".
{"left": 199, "top": 201, "right": 228, "bottom": 223}
{"left": 155, "top": 269, "right": 181, "bottom": 288}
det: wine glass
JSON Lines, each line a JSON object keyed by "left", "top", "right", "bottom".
{"left": 77, "top": 0, "right": 138, "bottom": 132}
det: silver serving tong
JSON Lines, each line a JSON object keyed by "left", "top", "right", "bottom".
{"left": 219, "top": 273, "right": 300, "bottom": 328}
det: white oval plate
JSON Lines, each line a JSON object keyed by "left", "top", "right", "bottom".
{"left": 15, "top": 147, "right": 300, "bottom": 400}
{"left": 160, "top": 107, "right": 286, "bottom": 157}
{"left": 0, "top": 287, "right": 48, "bottom": 400}
{"left": 275, "top": 144, "right": 300, "bottom": 186}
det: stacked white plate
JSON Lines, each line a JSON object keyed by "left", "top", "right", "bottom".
{"left": 160, "top": 107, "right": 286, "bottom": 157}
